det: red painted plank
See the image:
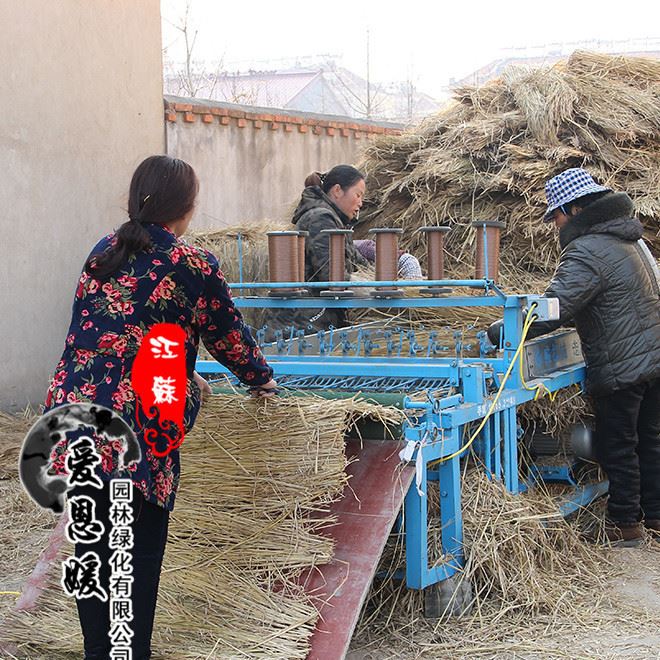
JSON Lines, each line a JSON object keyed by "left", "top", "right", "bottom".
{"left": 301, "top": 439, "right": 415, "bottom": 660}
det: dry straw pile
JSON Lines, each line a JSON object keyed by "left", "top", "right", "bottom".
{"left": 0, "top": 411, "right": 34, "bottom": 479}
{"left": 2, "top": 395, "right": 401, "bottom": 659}
{"left": 356, "top": 50, "right": 660, "bottom": 290}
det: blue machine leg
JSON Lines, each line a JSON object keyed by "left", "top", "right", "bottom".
{"left": 481, "top": 413, "right": 502, "bottom": 480}
{"left": 439, "top": 453, "right": 463, "bottom": 563}
{"left": 493, "top": 411, "right": 502, "bottom": 481}
{"left": 404, "top": 462, "right": 428, "bottom": 589}
{"left": 404, "top": 442, "right": 464, "bottom": 589}
{"left": 480, "top": 417, "right": 493, "bottom": 476}
{"left": 504, "top": 406, "right": 520, "bottom": 493}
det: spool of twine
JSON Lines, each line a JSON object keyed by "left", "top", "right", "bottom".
{"left": 296, "top": 231, "right": 309, "bottom": 283}
{"left": 320, "top": 229, "right": 354, "bottom": 298}
{"left": 419, "top": 225, "right": 452, "bottom": 296}
{"left": 421, "top": 226, "right": 450, "bottom": 280}
{"left": 369, "top": 228, "right": 404, "bottom": 297}
{"left": 472, "top": 221, "right": 505, "bottom": 281}
{"left": 267, "top": 231, "right": 301, "bottom": 296}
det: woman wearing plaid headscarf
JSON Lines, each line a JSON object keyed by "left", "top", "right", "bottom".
{"left": 492, "top": 167, "right": 660, "bottom": 547}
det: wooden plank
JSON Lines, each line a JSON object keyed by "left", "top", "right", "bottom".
{"left": 301, "top": 439, "right": 415, "bottom": 660}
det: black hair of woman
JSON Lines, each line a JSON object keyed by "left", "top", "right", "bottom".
{"left": 304, "top": 164, "right": 364, "bottom": 194}
{"left": 563, "top": 190, "right": 610, "bottom": 217}
{"left": 85, "top": 155, "right": 199, "bottom": 280}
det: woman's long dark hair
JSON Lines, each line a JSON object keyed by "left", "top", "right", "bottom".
{"left": 85, "top": 155, "right": 198, "bottom": 280}
{"left": 305, "top": 165, "right": 364, "bottom": 194}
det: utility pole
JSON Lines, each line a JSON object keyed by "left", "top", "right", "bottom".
{"left": 183, "top": 4, "right": 198, "bottom": 97}
{"left": 406, "top": 57, "right": 415, "bottom": 121}
{"left": 366, "top": 28, "right": 371, "bottom": 119}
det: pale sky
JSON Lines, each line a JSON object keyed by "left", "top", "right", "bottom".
{"left": 161, "top": 0, "right": 659, "bottom": 99}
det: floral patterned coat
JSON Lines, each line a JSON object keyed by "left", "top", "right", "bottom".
{"left": 46, "top": 223, "right": 273, "bottom": 510}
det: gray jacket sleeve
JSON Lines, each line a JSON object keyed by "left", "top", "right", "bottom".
{"left": 305, "top": 211, "right": 368, "bottom": 281}
{"left": 305, "top": 211, "right": 336, "bottom": 282}
{"left": 527, "top": 244, "right": 603, "bottom": 338}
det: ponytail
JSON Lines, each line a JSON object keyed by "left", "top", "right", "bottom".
{"left": 304, "top": 171, "right": 324, "bottom": 188}
{"left": 85, "top": 155, "right": 198, "bottom": 280}
{"left": 85, "top": 220, "right": 151, "bottom": 278}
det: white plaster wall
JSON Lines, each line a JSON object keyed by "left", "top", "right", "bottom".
{"left": 0, "top": 0, "right": 165, "bottom": 411}
{"left": 166, "top": 116, "right": 374, "bottom": 228}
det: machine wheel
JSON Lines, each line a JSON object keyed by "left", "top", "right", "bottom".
{"left": 424, "top": 574, "right": 474, "bottom": 619}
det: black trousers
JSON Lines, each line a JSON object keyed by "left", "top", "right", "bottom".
{"left": 72, "top": 483, "right": 169, "bottom": 660}
{"left": 593, "top": 378, "right": 660, "bottom": 524}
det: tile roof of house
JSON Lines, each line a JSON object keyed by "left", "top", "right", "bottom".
{"left": 213, "top": 70, "right": 321, "bottom": 107}
{"left": 452, "top": 50, "right": 660, "bottom": 88}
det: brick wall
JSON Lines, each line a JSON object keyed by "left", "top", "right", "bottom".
{"left": 164, "top": 96, "right": 402, "bottom": 228}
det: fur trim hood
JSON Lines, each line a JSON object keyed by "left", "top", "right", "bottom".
{"left": 559, "top": 192, "right": 642, "bottom": 249}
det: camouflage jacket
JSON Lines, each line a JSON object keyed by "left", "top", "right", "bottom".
{"left": 291, "top": 186, "right": 368, "bottom": 284}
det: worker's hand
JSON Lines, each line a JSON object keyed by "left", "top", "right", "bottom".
{"left": 487, "top": 319, "right": 504, "bottom": 347}
{"left": 249, "top": 378, "right": 279, "bottom": 398}
{"left": 193, "top": 370, "right": 213, "bottom": 400}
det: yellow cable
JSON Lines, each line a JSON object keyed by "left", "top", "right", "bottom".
{"left": 0, "top": 591, "right": 21, "bottom": 596}
{"left": 430, "top": 306, "right": 538, "bottom": 466}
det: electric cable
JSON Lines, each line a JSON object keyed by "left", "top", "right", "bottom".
{"left": 430, "top": 304, "right": 539, "bottom": 465}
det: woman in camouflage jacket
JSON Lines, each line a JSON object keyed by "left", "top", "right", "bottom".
{"left": 287, "top": 165, "right": 369, "bottom": 330}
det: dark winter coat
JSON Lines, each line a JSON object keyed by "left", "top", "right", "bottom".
{"left": 529, "top": 192, "right": 660, "bottom": 395}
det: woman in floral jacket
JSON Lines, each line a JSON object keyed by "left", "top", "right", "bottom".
{"left": 45, "top": 155, "right": 276, "bottom": 659}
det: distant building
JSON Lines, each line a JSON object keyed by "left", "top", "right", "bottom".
{"left": 451, "top": 38, "right": 660, "bottom": 88}
{"left": 163, "top": 63, "right": 442, "bottom": 124}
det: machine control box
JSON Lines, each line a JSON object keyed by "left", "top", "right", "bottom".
{"left": 522, "top": 329, "right": 584, "bottom": 380}
{"left": 525, "top": 295, "right": 560, "bottom": 321}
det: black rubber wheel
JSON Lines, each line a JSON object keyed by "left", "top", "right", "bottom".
{"left": 423, "top": 574, "right": 474, "bottom": 619}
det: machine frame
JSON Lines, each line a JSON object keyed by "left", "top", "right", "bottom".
{"left": 196, "top": 274, "right": 607, "bottom": 596}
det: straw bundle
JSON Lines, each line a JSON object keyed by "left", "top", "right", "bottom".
{"left": 356, "top": 51, "right": 660, "bottom": 288}
{"left": 0, "top": 481, "right": 57, "bottom": 622}
{"left": 0, "top": 410, "right": 35, "bottom": 479}
{"left": 518, "top": 383, "right": 594, "bottom": 437}
{"left": 2, "top": 394, "right": 402, "bottom": 659}
{"left": 186, "top": 222, "right": 287, "bottom": 285}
